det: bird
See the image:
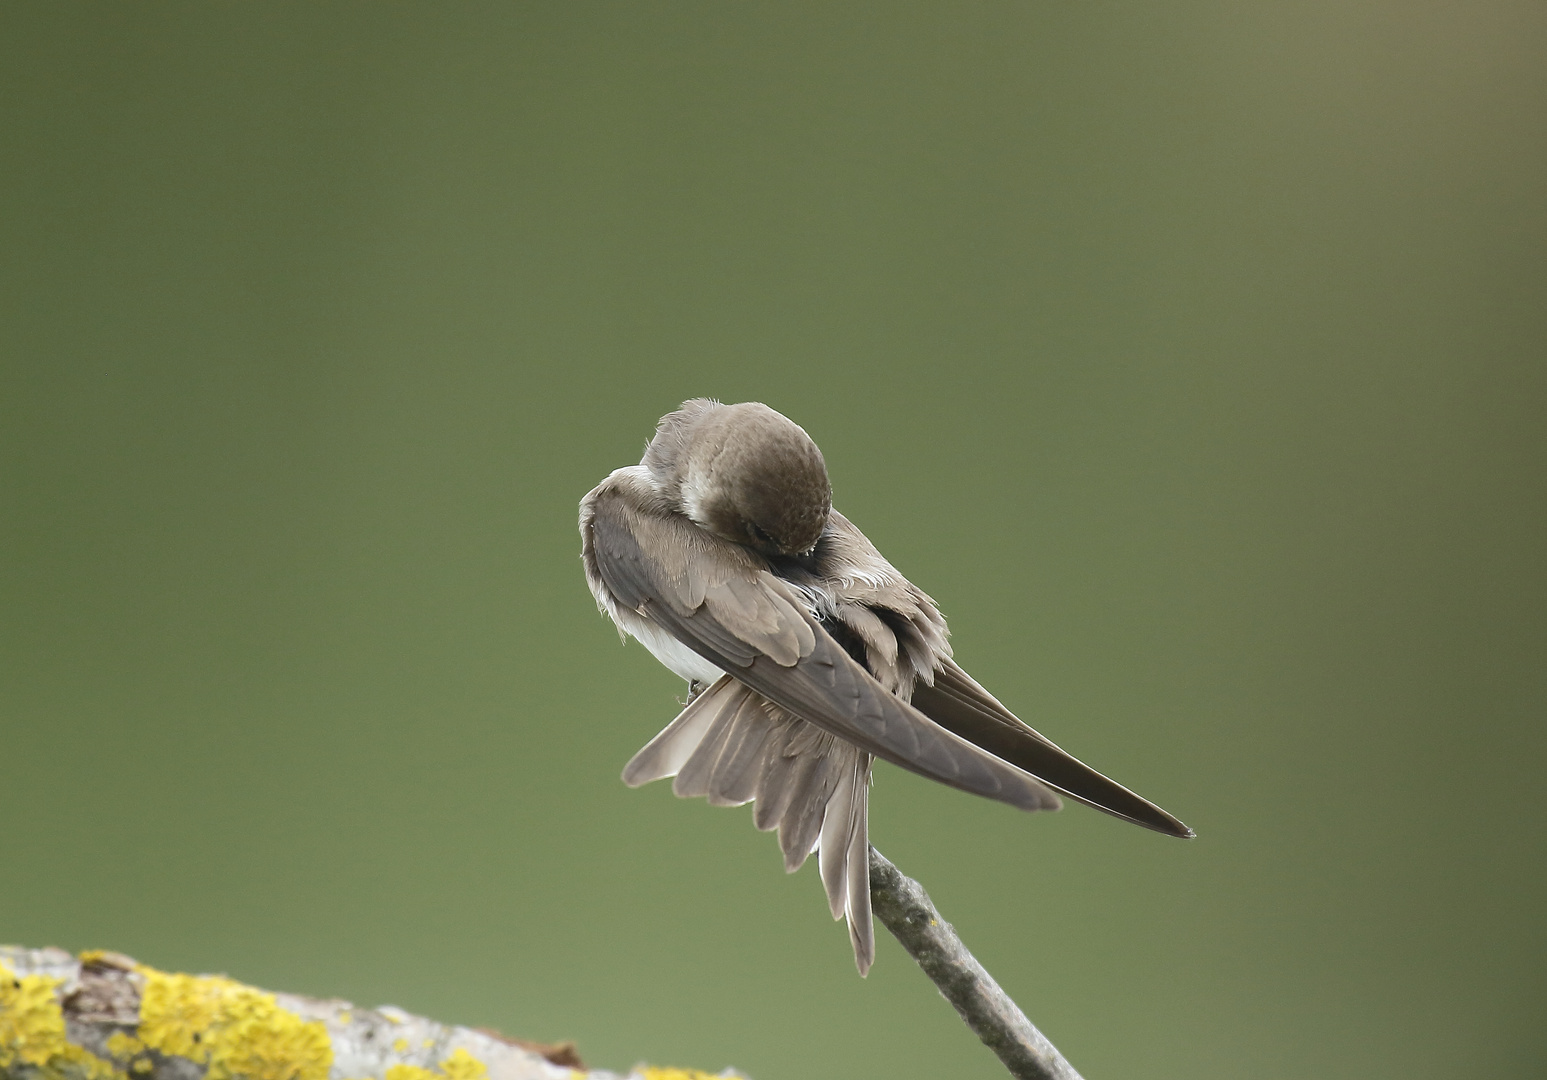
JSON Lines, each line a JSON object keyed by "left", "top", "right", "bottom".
{"left": 579, "top": 398, "right": 1192, "bottom": 975}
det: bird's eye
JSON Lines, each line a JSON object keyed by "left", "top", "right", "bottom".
{"left": 747, "top": 522, "right": 776, "bottom": 546}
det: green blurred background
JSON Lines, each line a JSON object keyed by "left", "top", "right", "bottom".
{"left": 3, "top": 4, "right": 1543, "bottom": 1078}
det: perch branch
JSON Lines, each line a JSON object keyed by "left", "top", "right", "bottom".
{"left": 868, "top": 848, "right": 1083, "bottom": 1080}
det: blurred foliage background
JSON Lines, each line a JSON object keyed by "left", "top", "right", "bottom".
{"left": 2, "top": 4, "right": 1543, "bottom": 1078}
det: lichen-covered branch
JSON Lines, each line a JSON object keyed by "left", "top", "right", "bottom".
{"left": 868, "top": 849, "right": 1084, "bottom": 1080}
{"left": 5, "top": 861, "right": 1086, "bottom": 1080}
{"left": 0, "top": 947, "right": 737, "bottom": 1080}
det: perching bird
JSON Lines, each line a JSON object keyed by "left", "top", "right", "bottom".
{"left": 580, "top": 399, "right": 1191, "bottom": 975}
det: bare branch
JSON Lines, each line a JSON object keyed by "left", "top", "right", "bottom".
{"left": 868, "top": 848, "right": 1084, "bottom": 1080}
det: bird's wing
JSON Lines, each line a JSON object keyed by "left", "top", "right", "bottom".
{"left": 911, "top": 658, "right": 1194, "bottom": 837}
{"left": 587, "top": 487, "right": 1060, "bottom": 812}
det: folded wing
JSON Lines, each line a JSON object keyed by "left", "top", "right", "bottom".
{"left": 588, "top": 489, "right": 1061, "bottom": 814}
{"left": 911, "top": 659, "right": 1193, "bottom": 837}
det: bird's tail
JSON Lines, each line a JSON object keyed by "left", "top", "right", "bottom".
{"left": 623, "top": 675, "right": 877, "bottom": 975}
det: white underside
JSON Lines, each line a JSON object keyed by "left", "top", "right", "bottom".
{"left": 612, "top": 602, "right": 728, "bottom": 686}
{"left": 583, "top": 464, "right": 729, "bottom": 687}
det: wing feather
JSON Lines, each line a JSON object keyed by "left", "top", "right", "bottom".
{"left": 910, "top": 658, "right": 1193, "bottom": 837}
{"left": 588, "top": 490, "right": 1061, "bottom": 813}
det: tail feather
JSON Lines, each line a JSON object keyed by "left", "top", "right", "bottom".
{"left": 818, "top": 768, "right": 855, "bottom": 920}
{"left": 707, "top": 695, "right": 780, "bottom": 807}
{"left": 626, "top": 674, "right": 878, "bottom": 974}
{"left": 751, "top": 737, "right": 800, "bottom": 832}
{"left": 776, "top": 751, "right": 840, "bottom": 872}
{"left": 817, "top": 754, "right": 875, "bottom": 975}
{"left": 845, "top": 778, "right": 874, "bottom": 976}
{"left": 672, "top": 704, "right": 739, "bottom": 798}
{"left": 621, "top": 677, "right": 740, "bottom": 787}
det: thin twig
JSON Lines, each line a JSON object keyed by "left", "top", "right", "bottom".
{"left": 868, "top": 847, "right": 1084, "bottom": 1080}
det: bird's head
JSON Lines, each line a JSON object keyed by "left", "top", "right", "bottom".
{"left": 644, "top": 399, "right": 831, "bottom": 558}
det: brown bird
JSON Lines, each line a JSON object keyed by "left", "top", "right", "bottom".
{"left": 580, "top": 399, "right": 1191, "bottom": 975}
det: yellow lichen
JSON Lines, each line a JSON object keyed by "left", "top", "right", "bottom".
{"left": 206, "top": 999, "right": 332, "bottom": 1080}
{"left": 0, "top": 961, "right": 123, "bottom": 1080}
{"left": 102, "top": 1034, "right": 144, "bottom": 1060}
{"left": 437, "top": 1048, "right": 487, "bottom": 1080}
{"left": 0, "top": 963, "right": 67, "bottom": 1068}
{"left": 135, "top": 965, "right": 331, "bottom": 1080}
{"left": 137, "top": 971, "right": 228, "bottom": 1062}
{"left": 383, "top": 1049, "right": 490, "bottom": 1080}
{"left": 385, "top": 1065, "right": 438, "bottom": 1080}
{"left": 3, "top": 956, "right": 558, "bottom": 1080}
{"left": 391, "top": 1038, "right": 410, "bottom": 1054}
{"left": 52, "top": 1043, "right": 124, "bottom": 1080}
{"left": 638, "top": 1070, "right": 723, "bottom": 1080}
{"left": 102, "top": 1030, "right": 151, "bottom": 1080}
